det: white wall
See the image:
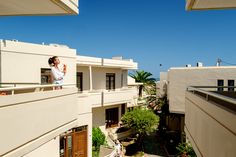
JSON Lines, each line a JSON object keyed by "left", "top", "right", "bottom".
{"left": 0, "top": 88, "right": 78, "bottom": 157}
{"left": 77, "top": 65, "right": 128, "bottom": 91}
{"left": 185, "top": 92, "right": 236, "bottom": 157}
{"left": 157, "top": 72, "right": 168, "bottom": 97}
{"left": 0, "top": 40, "right": 76, "bottom": 85}
{"left": 23, "top": 137, "right": 59, "bottom": 157}
{"left": 77, "top": 66, "right": 90, "bottom": 91}
{"left": 92, "top": 67, "right": 122, "bottom": 90}
{"left": 168, "top": 66, "right": 236, "bottom": 113}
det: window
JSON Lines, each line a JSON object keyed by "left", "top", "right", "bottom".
{"left": 77, "top": 72, "right": 83, "bottom": 92}
{"left": 106, "top": 73, "right": 115, "bottom": 90}
{"left": 217, "top": 80, "right": 224, "bottom": 92}
{"left": 228, "top": 80, "right": 234, "bottom": 92}
{"left": 41, "top": 68, "right": 52, "bottom": 84}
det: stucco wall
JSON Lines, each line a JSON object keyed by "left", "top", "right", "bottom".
{"left": 76, "top": 66, "right": 90, "bottom": 91}
{"left": 185, "top": 92, "right": 236, "bottom": 157}
{"left": 23, "top": 137, "right": 59, "bottom": 157}
{"left": 168, "top": 67, "right": 236, "bottom": 113}
{"left": 76, "top": 65, "right": 128, "bottom": 91}
{"left": 0, "top": 40, "right": 76, "bottom": 85}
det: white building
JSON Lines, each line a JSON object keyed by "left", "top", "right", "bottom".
{"left": 165, "top": 66, "right": 236, "bottom": 114}
{"left": 159, "top": 65, "right": 236, "bottom": 157}
{"left": 0, "top": 40, "right": 138, "bottom": 157}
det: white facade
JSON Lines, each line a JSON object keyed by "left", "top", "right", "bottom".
{"left": 76, "top": 55, "right": 138, "bottom": 135}
{"left": 185, "top": 90, "right": 236, "bottom": 157}
{"left": 0, "top": 40, "right": 138, "bottom": 157}
{"left": 159, "top": 66, "right": 236, "bottom": 156}
{"left": 161, "top": 66, "right": 236, "bottom": 113}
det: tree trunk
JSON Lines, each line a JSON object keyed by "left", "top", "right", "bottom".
{"left": 139, "top": 86, "right": 143, "bottom": 97}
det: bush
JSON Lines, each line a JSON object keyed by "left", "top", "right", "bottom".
{"left": 121, "top": 108, "right": 159, "bottom": 149}
{"left": 121, "top": 108, "right": 159, "bottom": 135}
{"left": 176, "top": 142, "right": 196, "bottom": 157}
{"left": 92, "top": 127, "right": 105, "bottom": 150}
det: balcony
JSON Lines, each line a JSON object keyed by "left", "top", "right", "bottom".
{"left": 103, "top": 88, "right": 138, "bottom": 106}
{"left": 185, "top": 86, "right": 236, "bottom": 157}
{"left": 0, "top": 84, "right": 78, "bottom": 156}
{"left": 186, "top": 0, "right": 236, "bottom": 10}
{"left": 0, "top": 0, "right": 78, "bottom": 16}
{"left": 79, "top": 88, "right": 138, "bottom": 108}
{"left": 76, "top": 56, "right": 138, "bottom": 69}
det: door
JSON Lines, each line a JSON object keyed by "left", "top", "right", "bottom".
{"left": 60, "top": 127, "right": 88, "bottom": 157}
{"left": 73, "top": 129, "right": 87, "bottom": 157}
{"left": 106, "top": 107, "right": 119, "bottom": 128}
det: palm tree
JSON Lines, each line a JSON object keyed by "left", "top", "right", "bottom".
{"left": 129, "top": 70, "right": 156, "bottom": 97}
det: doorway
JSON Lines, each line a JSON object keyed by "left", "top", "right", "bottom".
{"left": 60, "top": 126, "right": 87, "bottom": 157}
{"left": 106, "top": 107, "right": 119, "bottom": 128}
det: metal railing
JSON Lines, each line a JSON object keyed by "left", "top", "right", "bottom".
{"left": 187, "top": 86, "right": 236, "bottom": 112}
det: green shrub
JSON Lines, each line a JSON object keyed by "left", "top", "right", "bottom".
{"left": 176, "top": 142, "right": 196, "bottom": 157}
{"left": 92, "top": 127, "right": 105, "bottom": 150}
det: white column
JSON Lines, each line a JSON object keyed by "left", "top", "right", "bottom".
{"left": 89, "top": 66, "right": 93, "bottom": 91}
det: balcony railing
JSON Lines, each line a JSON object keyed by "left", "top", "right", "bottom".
{"left": 0, "top": 84, "right": 78, "bottom": 157}
{"left": 0, "top": 83, "right": 75, "bottom": 95}
{"left": 187, "top": 86, "right": 236, "bottom": 112}
{"left": 185, "top": 86, "right": 236, "bottom": 157}
{"left": 77, "top": 87, "right": 138, "bottom": 107}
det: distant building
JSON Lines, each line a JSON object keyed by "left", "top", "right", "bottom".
{"left": 159, "top": 65, "right": 236, "bottom": 157}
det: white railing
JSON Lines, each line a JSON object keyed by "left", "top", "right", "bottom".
{"left": 187, "top": 86, "right": 236, "bottom": 112}
{"left": 0, "top": 84, "right": 76, "bottom": 95}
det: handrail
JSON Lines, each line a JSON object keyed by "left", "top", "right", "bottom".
{"left": 0, "top": 84, "right": 76, "bottom": 95}
{"left": 0, "top": 82, "right": 40, "bottom": 85}
{"left": 187, "top": 86, "right": 236, "bottom": 105}
{"left": 190, "top": 86, "right": 236, "bottom": 89}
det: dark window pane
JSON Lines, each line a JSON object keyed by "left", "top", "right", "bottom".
{"left": 77, "top": 72, "right": 83, "bottom": 92}
{"left": 217, "top": 80, "right": 224, "bottom": 92}
{"left": 106, "top": 73, "right": 115, "bottom": 90}
{"left": 41, "top": 68, "right": 51, "bottom": 84}
{"left": 228, "top": 80, "right": 234, "bottom": 92}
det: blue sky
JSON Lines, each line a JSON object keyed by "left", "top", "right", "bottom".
{"left": 1, "top": 0, "right": 236, "bottom": 78}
